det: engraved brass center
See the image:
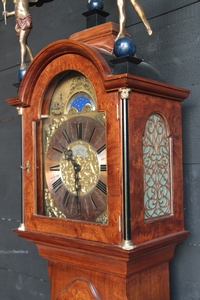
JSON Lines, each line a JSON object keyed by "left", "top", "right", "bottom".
{"left": 61, "top": 141, "right": 99, "bottom": 196}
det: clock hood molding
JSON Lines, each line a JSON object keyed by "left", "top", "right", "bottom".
{"left": 6, "top": 39, "right": 113, "bottom": 109}
{"left": 6, "top": 38, "right": 189, "bottom": 109}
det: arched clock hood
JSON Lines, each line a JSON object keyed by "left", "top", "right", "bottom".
{"left": 6, "top": 22, "right": 190, "bottom": 300}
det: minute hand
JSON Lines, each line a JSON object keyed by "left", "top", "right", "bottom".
{"left": 65, "top": 149, "right": 82, "bottom": 217}
{"left": 56, "top": 138, "right": 70, "bottom": 159}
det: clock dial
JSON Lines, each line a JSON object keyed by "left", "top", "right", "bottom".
{"left": 44, "top": 115, "right": 107, "bottom": 222}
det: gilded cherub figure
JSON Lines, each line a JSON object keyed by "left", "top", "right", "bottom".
{"left": 2, "top": 0, "right": 38, "bottom": 71}
{"left": 87, "top": 0, "right": 152, "bottom": 39}
{"left": 116, "top": 0, "right": 152, "bottom": 39}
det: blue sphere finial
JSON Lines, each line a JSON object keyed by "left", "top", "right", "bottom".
{"left": 17, "top": 67, "right": 27, "bottom": 82}
{"left": 87, "top": 0, "right": 104, "bottom": 11}
{"left": 114, "top": 36, "right": 136, "bottom": 57}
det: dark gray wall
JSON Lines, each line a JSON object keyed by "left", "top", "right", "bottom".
{"left": 0, "top": 0, "right": 199, "bottom": 299}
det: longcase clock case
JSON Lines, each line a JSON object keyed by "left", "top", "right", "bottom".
{"left": 7, "top": 22, "right": 189, "bottom": 300}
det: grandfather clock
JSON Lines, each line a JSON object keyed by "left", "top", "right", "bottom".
{"left": 7, "top": 21, "right": 189, "bottom": 299}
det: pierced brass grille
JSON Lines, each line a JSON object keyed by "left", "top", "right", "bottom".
{"left": 143, "top": 113, "right": 172, "bottom": 220}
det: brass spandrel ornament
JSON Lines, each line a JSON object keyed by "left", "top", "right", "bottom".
{"left": 44, "top": 189, "right": 66, "bottom": 219}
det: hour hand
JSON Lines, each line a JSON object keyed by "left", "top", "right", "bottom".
{"left": 74, "top": 162, "right": 81, "bottom": 173}
{"left": 57, "top": 139, "right": 71, "bottom": 161}
{"left": 65, "top": 149, "right": 74, "bottom": 161}
{"left": 55, "top": 136, "right": 68, "bottom": 154}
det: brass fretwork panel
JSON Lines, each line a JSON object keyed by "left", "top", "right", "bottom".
{"left": 143, "top": 113, "right": 172, "bottom": 220}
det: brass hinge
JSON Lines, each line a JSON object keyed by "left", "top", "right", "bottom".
{"left": 20, "top": 161, "right": 30, "bottom": 173}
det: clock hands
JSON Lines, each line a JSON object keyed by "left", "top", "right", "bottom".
{"left": 65, "top": 149, "right": 82, "bottom": 219}
{"left": 74, "top": 161, "right": 82, "bottom": 219}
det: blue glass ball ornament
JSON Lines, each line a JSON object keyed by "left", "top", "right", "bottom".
{"left": 114, "top": 36, "right": 136, "bottom": 57}
{"left": 87, "top": 0, "right": 104, "bottom": 11}
{"left": 17, "top": 67, "right": 27, "bottom": 82}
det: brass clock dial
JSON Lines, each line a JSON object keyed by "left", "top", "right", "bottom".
{"left": 44, "top": 114, "right": 107, "bottom": 222}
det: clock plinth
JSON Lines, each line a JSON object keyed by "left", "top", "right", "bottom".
{"left": 7, "top": 25, "right": 189, "bottom": 299}
{"left": 14, "top": 229, "right": 187, "bottom": 300}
